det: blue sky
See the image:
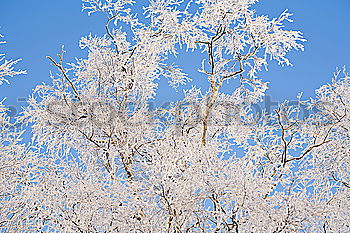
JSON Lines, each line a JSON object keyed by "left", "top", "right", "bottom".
{"left": 0, "top": 0, "right": 349, "bottom": 114}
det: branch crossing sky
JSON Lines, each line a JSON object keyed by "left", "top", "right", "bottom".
{"left": 0, "top": 0, "right": 349, "bottom": 110}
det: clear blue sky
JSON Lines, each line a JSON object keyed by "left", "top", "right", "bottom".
{"left": 0, "top": 0, "right": 349, "bottom": 113}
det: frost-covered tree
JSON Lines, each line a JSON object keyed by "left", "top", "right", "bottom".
{"left": 1, "top": 0, "right": 349, "bottom": 232}
{"left": 0, "top": 35, "right": 36, "bottom": 230}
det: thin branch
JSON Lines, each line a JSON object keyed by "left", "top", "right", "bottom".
{"left": 46, "top": 55, "right": 81, "bottom": 101}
